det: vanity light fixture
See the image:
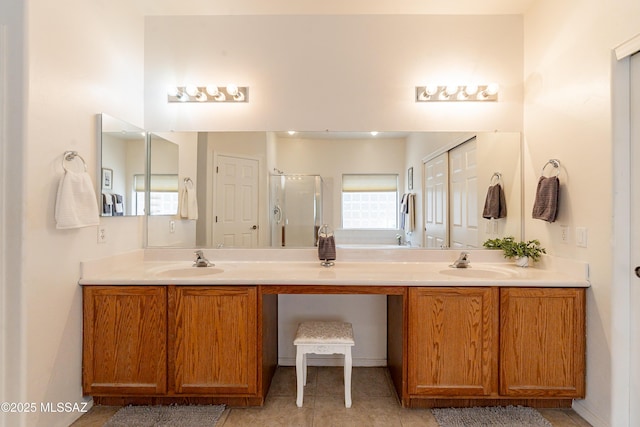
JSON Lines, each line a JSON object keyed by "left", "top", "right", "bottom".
{"left": 167, "top": 84, "right": 249, "bottom": 103}
{"left": 416, "top": 84, "right": 499, "bottom": 102}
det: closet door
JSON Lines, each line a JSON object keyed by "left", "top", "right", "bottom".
{"left": 449, "top": 138, "right": 479, "bottom": 248}
{"left": 423, "top": 153, "right": 448, "bottom": 248}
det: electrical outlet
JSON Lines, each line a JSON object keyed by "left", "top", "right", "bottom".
{"left": 560, "top": 225, "right": 569, "bottom": 243}
{"left": 170, "top": 220, "right": 176, "bottom": 233}
{"left": 576, "top": 227, "right": 588, "bottom": 248}
{"left": 97, "top": 225, "right": 107, "bottom": 243}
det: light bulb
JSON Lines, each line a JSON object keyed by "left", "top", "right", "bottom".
{"left": 185, "top": 85, "right": 199, "bottom": 97}
{"left": 464, "top": 85, "right": 478, "bottom": 96}
{"left": 205, "top": 86, "right": 219, "bottom": 96}
{"left": 425, "top": 85, "right": 439, "bottom": 96}
{"left": 226, "top": 83, "right": 239, "bottom": 96}
{"left": 195, "top": 92, "right": 208, "bottom": 102}
{"left": 167, "top": 86, "right": 179, "bottom": 97}
{"left": 444, "top": 85, "right": 459, "bottom": 97}
{"left": 233, "top": 91, "right": 245, "bottom": 101}
{"left": 176, "top": 91, "right": 189, "bottom": 102}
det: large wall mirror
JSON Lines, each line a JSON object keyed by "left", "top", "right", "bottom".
{"left": 144, "top": 130, "right": 522, "bottom": 249}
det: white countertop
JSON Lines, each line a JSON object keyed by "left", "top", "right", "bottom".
{"left": 79, "top": 249, "right": 590, "bottom": 287}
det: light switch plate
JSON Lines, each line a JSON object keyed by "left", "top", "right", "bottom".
{"left": 576, "top": 227, "right": 588, "bottom": 248}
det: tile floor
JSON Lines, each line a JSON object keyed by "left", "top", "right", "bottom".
{"left": 70, "top": 366, "right": 592, "bottom": 427}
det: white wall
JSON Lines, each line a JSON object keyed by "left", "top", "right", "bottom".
{"left": 144, "top": 15, "right": 523, "bottom": 133}
{"left": 523, "top": 0, "right": 640, "bottom": 425}
{"left": 5, "top": 1, "right": 146, "bottom": 426}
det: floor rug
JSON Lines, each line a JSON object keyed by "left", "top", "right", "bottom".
{"left": 103, "top": 404, "right": 226, "bottom": 427}
{"left": 432, "top": 405, "right": 552, "bottom": 427}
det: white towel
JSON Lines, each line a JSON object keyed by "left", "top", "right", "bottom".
{"left": 179, "top": 179, "right": 198, "bottom": 220}
{"left": 55, "top": 169, "right": 100, "bottom": 229}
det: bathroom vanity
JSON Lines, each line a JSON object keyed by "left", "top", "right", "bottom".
{"left": 80, "top": 249, "right": 588, "bottom": 408}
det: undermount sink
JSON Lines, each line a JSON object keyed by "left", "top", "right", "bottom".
{"left": 155, "top": 267, "right": 224, "bottom": 278}
{"left": 439, "top": 267, "right": 513, "bottom": 280}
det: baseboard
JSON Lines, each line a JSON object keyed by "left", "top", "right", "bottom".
{"left": 572, "top": 400, "right": 609, "bottom": 427}
{"left": 278, "top": 356, "right": 387, "bottom": 367}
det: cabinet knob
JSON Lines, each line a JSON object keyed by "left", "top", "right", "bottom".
{"left": 635, "top": 266, "right": 640, "bottom": 278}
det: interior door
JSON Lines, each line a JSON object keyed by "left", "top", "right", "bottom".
{"left": 449, "top": 138, "right": 479, "bottom": 248}
{"left": 630, "top": 51, "right": 640, "bottom": 426}
{"left": 424, "top": 153, "right": 448, "bottom": 248}
{"left": 214, "top": 155, "right": 259, "bottom": 248}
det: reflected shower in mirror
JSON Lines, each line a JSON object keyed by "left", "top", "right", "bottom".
{"left": 98, "top": 114, "right": 146, "bottom": 216}
{"left": 145, "top": 131, "right": 522, "bottom": 249}
{"left": 270, "top": 174, "right": 323, "bottom": 248}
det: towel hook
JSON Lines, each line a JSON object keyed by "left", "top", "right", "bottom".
{"left": 490, "top": 172, "right": 502, "bottom": 185}
{"left": 541, "top": 159, "right": 561, "bottom": 177}
{"left": 62, "top": 151, "right": 87, "bottom": 171}
{"left": 318, "top": 224, "right": 334, "bottom": 237}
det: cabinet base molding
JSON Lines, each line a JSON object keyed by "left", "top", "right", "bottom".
{"left": 92, "top": 396, "right": 265, "bottom": 407}
{"left": 405, "top": 398, "right": 574, "bottom": 409}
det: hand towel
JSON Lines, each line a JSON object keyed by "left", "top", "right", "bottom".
{"left": 399, "top": 194, "right": 408, "bottom": 230}
{"left": 179, "top": 179, "right": 198, "bottom": 220}
{"left": 55, "top": 169, "right": 100, "bottom": 229}
{"left": 405, "top": 193, "right": 416, "bottom": 233}
{"left": 532, "top": 176, "right": 559, "bottom": 222}
{"left": 102, "top": 193, "right": 113, "bottom": 216}
{"left": 482, "top": 184, "right": 507, "bottom": 219}
{"left": 113, "top": 194, "right": 124, "bottom": 216}
{"left": 318, "top": 235, "right": 336, "bottom": 261}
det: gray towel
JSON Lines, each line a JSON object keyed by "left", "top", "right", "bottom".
{"left": 532, "top": 176, "right": 559, "bottom": 222}
{"left": 318, "top": 235, "right": 336, "bottom": 261}
{"left": 482, "top": 184, "right": 507, "bottom": 219}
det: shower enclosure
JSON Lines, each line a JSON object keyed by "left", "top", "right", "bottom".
{"left": 270, "top": 174, "right": 323, "bottom": 247}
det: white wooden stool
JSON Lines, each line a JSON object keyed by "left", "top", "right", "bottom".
{"left": 293, "top": 321, "right": 355, "bottom": 408}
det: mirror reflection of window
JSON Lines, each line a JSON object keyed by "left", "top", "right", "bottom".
{"left": 342, "top": 174, "right": 399, "bottom": 229}
{"left": 134, "top": 174, "right": 179, "bottom": 215}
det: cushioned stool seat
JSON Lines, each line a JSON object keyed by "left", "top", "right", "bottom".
{"left": 293, "top": 321, "right": 355, "bottom": 408}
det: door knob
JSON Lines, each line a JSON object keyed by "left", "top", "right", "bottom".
{"left": 635, "top": 266, "right": 640, "bottom": 278}
{"left": 251, "top": 225, "right": 258, "bottom": 230}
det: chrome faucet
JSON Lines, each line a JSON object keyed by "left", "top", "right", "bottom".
{"left": 193, "top": 250, "right": 214, "bottom": 267}
{"left": 451, "top": 251, "right": 470, "bottom": 268}
{"left": 395, "top": 234, "right": 403, "bottom": 246}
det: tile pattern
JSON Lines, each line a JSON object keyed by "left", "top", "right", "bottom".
{"left": 70, "top": 367, "right": 592, "bottom": 427}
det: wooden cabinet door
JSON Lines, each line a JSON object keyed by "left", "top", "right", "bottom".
{"left": 169, "top": 286, "right": 257, "bottom": 395}
{"left": 83, "top": 286, "right": 167, "bottom": 395}
{"left": 500, "top": 287, "right": 585, "bottom": 397}
{"left": 408, "top": 287, "right": 498, "bottom": 396}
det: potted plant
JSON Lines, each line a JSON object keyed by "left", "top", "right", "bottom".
{"left": 483, "top": 236, "right": 546, "bottom": 267}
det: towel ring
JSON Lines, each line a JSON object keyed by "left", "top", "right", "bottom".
{"left": 62, "top": 151, "right": 87, "bottom": 172}
{"left": 490, "top": 172, "right": 502, "bottom": 185}
{"left": 541, "top": 159, "right": 561, "bottom": 177}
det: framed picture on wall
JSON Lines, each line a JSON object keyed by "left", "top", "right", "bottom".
{"left": 102, "top": 168, "right": 113, "bottom": 190}
{"left": 408, "top": 167, "right": 413, "bottom": 190}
